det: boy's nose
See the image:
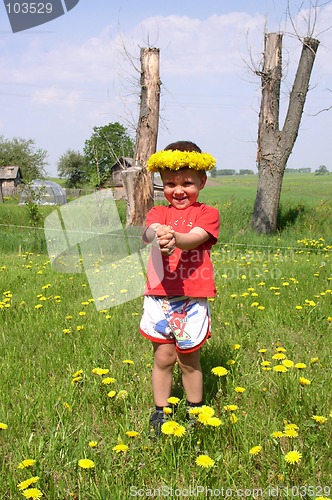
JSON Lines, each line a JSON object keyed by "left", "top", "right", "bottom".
{"left": 174, "top": 185, "right": 184, "bottom": 194}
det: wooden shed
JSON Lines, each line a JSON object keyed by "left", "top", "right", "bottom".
{"left": 0, "top": 166, "right": 22, "bottom": 196}
{"left": 108, "top": 157, "right": 164, "bottom": 200}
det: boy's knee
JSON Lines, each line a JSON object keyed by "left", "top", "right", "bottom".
{"left": 154, "top": 344, "right": 177, "bottom": 368}
{"left": 177, "top": 351, "right": 201, "bottom": 372}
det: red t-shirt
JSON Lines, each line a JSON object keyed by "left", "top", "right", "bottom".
{"left": 144, "top": 202, "right": 219, "bottom": 297}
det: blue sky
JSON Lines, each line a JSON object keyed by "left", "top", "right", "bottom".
{"left": 1, "top": 0, "right": 332, "bottom": 176}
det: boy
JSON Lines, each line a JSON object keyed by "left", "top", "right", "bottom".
{"left": 139, "top": 141, "right": 219, "bottom": 434}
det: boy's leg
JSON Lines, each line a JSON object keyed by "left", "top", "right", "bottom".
{"left": 177, "top": 349, "right": 202, "bottom": 405}
{"left": 152, "top": 342, "right": 177, "bottom": 407}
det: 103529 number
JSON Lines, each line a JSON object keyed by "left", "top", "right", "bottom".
{"left": 6, "top": 3, "right": 53, "bottom": 14}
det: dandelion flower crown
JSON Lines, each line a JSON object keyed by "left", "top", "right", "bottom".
{"left": 146, "top": 149, "right": 216, "bottom": 172}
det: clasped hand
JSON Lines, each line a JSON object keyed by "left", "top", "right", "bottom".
{"left": 155, "top": 225, "right": 176, "bottom": 256}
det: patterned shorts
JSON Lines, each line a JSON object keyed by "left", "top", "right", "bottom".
{"left": 139, "top": 296, "right": 211, "bottom": 353}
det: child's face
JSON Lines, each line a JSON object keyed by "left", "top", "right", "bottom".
{"left": 160, "top": 168, "right": 207, "bottom": 210}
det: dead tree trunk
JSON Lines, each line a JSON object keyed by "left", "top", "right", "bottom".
{"left": 122, "top": 47, "right": 160, "bottom": 226}
{"left": 251, "top": 33, "right": 319, "bottom": 234}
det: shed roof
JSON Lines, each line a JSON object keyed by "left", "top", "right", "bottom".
{"left": 0, "top": 166, "right": 21, "bottom": 180}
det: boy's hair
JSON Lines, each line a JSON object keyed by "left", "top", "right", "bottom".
{"left": 164, "top": 141, "right": 202, "bottom": 153}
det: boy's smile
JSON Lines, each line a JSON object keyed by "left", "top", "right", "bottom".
{"left": 161, "top": 168, "right": 207, "bottom": 210}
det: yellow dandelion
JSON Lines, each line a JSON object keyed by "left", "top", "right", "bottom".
{"left": 276, "top": 347, "right": 287, "bottom": 352}
{"left": 107, "top": 390, "right": 116, "bottom": 398}
{"left": 235, "top": 386, "right": 245, "bottom": 393}
{"left": 295, "top": 305, "right": 303, "bottom": 310}
{"left": 299, "top": 377, "right": 311, "bottom": 386}
{"left": 295, "top": 362, "right": 307, "bottom": 369}
{"left": 211, "top": 366, "right": 228, "bottom": 377}
{"left": 283, "top": 428, "right": 299, "bottom": 438}
{"left": 88, "top": 441, "right": 98, "bottom": 447}
{"left": 126, "top": 431, "right": 140, "bottom": 438}
{"left": 173, "top": 424, "right": 186, "bottom": 437}
{"left": 102, "top": 377, "right": 116, "bottom": 385}
{"left": 284, "top": 423, "right": 299, "bottom": 430}
{"left": 71, "top": 376, "right": 83, "bottom": 384}
{"left": 72, "top": 369, "right": 83, "bottom": 378}
{"left": 258, "top": 348, "right": 267, "bottom": 353}
{"left": 249, "top": 445, "right": 262, "bottom": 455}
{"left": 271, "top": 431, "right": 284, "bottom": 439}
{"left": 18, "top": 459, "right": 36, "bottom": 469}
{"left": 163, "top": 406, "right": 173, "bottom": 415}
{"left": 224, "top": 404, "right": 239, "bottom": 412}
{"left": 122, "top": 359, "right": 134, "bottom": 365}
{"left": 78, "top": 458, "right": 95, "bottom": 468}
{"left": 195, "top": 454, "right": 215, "bottom": 469}
{"left": 161, "top": 421, "right": 179, "bottom": 435}
{"left": 232, "top": 344, "right": 241, "bottom": 350}
{"left": 116, "top": 390, "right": 128, "bottom": 400}
{"left": 197, "top": 412, "right": 211, "bottom": 425}
{"left": 230, "top": 413, "right": 238, "bottom": 424}
{"left": 310, "top": 357, "right": 318, "bottom": 364}
{"left": 198, "top": 405, "right": 215, "bottom": 417}
{"left": 76, "top": 325, "right": 84, "bottom": 331}
{"left": 226, "top": 359, "right": 236, "bottom": 365}
{"left": 0, "top": 422, "right": 8, "bottom": 430}
{"left": 22, "top": 488, "right": 43, "bottom": 499}
{"left": 282, "top": 359, "right": 294, "bottom": 368}
{"left": 272, "top": 353, "right": 286, "bottom": 360}
{"left": 188, "top": 407, "right": 202, "bottom": 416}
{"left": 312, "top": 415, "right": 328, "bottom": 424}
{"left": 17, "top": 476, "right": 40, "bottom": 490}
{"left": 167, "top": 396, "right": 180, "bottom": 405}
{"left": 284, "top": 450, "right": 302, "bottom": 464}
{"left": 261, "top": 361, "right": 271, "bottom": 367}
{"left": 62, "top": 328, "right": 71, "bottom": 334}
{"left": 91, "top": 367, "right": 109, "bottom": 376}
{"left": 113, "top": 443, "right": 129, "bottom": 453}
{"left": 206, "top": 417, "right": 222, "bottom": 427}
{"left": 273, "top": 365, "right": 288, "bottom": 373}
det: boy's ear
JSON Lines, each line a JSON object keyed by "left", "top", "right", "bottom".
{"left": 199, "top": 175, "right": 207, "bottom": 189}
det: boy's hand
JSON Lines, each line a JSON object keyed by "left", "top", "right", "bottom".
{"left": 156, "top": 225, "right": 176, "bottom": 255}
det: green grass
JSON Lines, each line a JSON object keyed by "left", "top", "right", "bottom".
{"left": 0, "top": 174, "right": 332, "bottom": 498}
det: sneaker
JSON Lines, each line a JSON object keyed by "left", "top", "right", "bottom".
{"left": 149, "top": 410, "right": 165, "bottom": 437}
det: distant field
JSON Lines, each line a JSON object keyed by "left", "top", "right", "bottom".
{"left": 203, "top": 173, "right": 332, "bottom": 205}
{"left": 1, "top": 173, "right": 331, "bottom": 255}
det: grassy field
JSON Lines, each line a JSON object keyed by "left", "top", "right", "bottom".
{"left": 0, "top": 174, "right": 331, "bottom": 499}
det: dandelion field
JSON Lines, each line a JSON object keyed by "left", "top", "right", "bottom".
{"left": 1, "top": 177, "right": 332, "bottom": 499}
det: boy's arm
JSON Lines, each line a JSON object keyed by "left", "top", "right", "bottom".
{"left": 172, "top": 227, "right": 210, "bottom": 250}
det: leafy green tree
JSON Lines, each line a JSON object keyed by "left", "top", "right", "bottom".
{"left": 315, "top": 165, "right": 328, "bottom": 175}
{"left": 0, "top": 135, "right": 47, "bottom": 182}
{"left": 57, "top": 149, "right": 88, "bottom": 187}
{"left": 84, "top": 122, "right": 135, "bottom": 187}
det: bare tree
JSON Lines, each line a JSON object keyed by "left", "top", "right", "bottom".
{"left": 122, "top": 47, "right": 160, "bottom": 226}
{"left": 251, "top": 30, "right": 319, "bottom": 234}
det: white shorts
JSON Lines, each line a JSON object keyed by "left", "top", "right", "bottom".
{"left": 139, "top": 296, "right": 211, "bottom": 353}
